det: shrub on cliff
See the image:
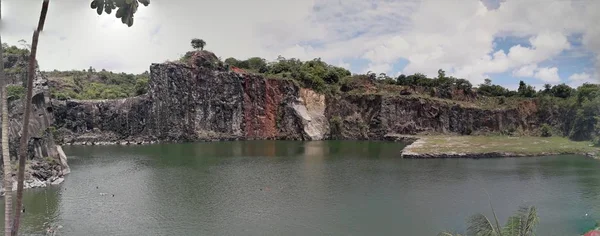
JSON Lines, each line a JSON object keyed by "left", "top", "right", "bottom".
{"left": 47, "top": 70, "right": 149, "bottom": 99}
{"left": 477, "top": 79, "right": 511, "bottom": 97}
{"left": 518, "top": 80, "right": 537, "bottom": 98}
{"left": 7, "top": 85, "right": 25, "bottom": 99}
{"left": 540, "top": 124, "right": 552, "bottom": 137}
{"left": 224, "top": 55, "right": 350, "bottom": 92}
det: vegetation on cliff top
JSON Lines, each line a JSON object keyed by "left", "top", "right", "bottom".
{"left": 3, "top": 41, "right": 600, "bottom": 145}
{"left": 47, "top": 69, "right": 149, "bottom": 100}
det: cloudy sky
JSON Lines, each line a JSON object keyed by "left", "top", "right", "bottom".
{"left": 2, "top": 0, "right": 599, "bottom": 89}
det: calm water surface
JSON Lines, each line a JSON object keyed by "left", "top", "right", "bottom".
{"left": 2, "top": 140, "right": 599, "bottom": 235}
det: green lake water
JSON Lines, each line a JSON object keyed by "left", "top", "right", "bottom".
{"left": 1, "top": 140, "right": 599, "bottom": 235}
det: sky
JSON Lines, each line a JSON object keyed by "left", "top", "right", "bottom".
{"left": 1, "top": 0, "right": 599, "bottom": 89}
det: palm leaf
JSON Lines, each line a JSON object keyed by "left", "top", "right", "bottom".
{"left": 521, "top": 206, "right": 538, "bottom": 236}
{"left": 437, "top": 232, "right": 463, "bottom": 236}
{"left": 502, "top": 206, "right": 539, "bottom": 236}
{"left": 467, "top": 213, "right": 499, "bottom": 236}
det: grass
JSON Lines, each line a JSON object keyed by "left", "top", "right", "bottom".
{"left": 404, "top": 135, "right": 599, "bottom": 156}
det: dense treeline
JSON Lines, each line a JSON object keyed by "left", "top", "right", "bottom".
{"left": 46, "top": 69, "right": 148, "bottom": 100}
{"left": 224, "top": 56, "right": 351, "bottom": 92}
{"left": 2, "top": 43, "right": 31, "bottom": 85}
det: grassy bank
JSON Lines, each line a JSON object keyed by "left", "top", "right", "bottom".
{"left": 401, "top": 135, "right": 599, "bottom": 158}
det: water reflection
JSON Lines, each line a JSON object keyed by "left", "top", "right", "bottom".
{"left": 2, "top": 142, "right": 598, "bottom": 236}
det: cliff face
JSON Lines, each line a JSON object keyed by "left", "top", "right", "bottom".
{"left": 55, "top": 52, "right": 328, "bottom": 144}
{"left": 52, "top": 51, "right": 542, "bottom": 144}
{"left": 325, "top": 94, "right": 537, "bottom": 140}
{"left": 1, "top": 65, "right": 70, "bottom": 190}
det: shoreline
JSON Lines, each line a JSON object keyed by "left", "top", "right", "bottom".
{"left": 399, "top": 135, "right": 599, "bottom": 159}
{"left": 60, "top": 133, "right": 599, "bottom": 159}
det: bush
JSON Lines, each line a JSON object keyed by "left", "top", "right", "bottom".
{"left": 540, "top": 124, "right": 552, "bottom": 137}
{"left": 7, "top": 85, "right": 25, "bottom": 99}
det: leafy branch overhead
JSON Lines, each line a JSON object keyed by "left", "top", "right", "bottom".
{"left": 90, "top": 0, "right": 150, "bottom": 27}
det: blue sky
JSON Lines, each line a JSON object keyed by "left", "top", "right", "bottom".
{"left": 3, "top": 0, "right": 599, "bottom": 89}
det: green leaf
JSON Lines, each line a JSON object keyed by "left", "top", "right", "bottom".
{"left": 97, "top": 3, "right": 104, "bottom": 15}
{"left": 105, "top": 6, "right": 112, "bottom": 14}
{"left": 90, "top": 0, "right": 98, "bottom": 9}
{"left": 138, "top": 0, "right": 150, "bottom": 6}
{"left": 127, "top": 17, "right": 134, "bottom": 27}
{"left": 116, "top": 7, "right": 125, "bottom": 18}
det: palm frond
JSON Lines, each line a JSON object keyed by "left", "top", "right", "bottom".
{"left": 503, "top": 215, "right": 522, "bottom": 236}
{"left": 502, "top": 206, "right": 539, "bottom": 236}
{"left": 521, "top": 206, "right": 539, "bottom": 236}
{"left": 467, "top": 213, "right": 499, "bottom": 236}
{"left": 484, "top": 189, "right": 504, "bottom": 236}
{"left": 437, "top": 232, "right": 462, "bottom": 236}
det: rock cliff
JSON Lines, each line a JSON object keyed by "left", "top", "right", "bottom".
{"left": 1, "top": 63, "right": 70, "bottom": 192}
{"left": 54, "top": 52, "right": 329, "bottom": 144}
{"left": 52, "top": 51, "right": 542, "bottom": 144}
{"left": 325, "top": 94, "right": 538, "bottom": 140}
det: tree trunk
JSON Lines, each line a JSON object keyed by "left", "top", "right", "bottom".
{"left": 12, "top": 1, "right": 49, "bottom": 235}
{"left": 0, "top": 1, "right": 15, "bottom": 233}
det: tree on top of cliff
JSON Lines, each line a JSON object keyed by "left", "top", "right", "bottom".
{"left": 191, "top": 38, "right": 206, "bottom": 51}
{"left": 90, "top": 0, "right": 150, "bottom": 27}
{"left": 518, "top": 80, "right": 537, "bottom": 98}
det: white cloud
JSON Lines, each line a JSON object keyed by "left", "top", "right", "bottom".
{"left": 567, "top": 72, "right": 600, "bottom": 87}
{"left": 336, "top": 60, "right": 350, "bottom": 71}
{"left": 513, "top": 65, "right": 561, "bottom": 83}
{"left": 2, "top": 0, "right": 599, "bottom": 85}
{"left": 533, "top": 67, "right": 560, "bottom": 83}
{"left": 363, "top": 63, "right": 392, "bottom": 75}
{"left": 569, "top": 72, "right": 591, "bottom": 81}
{"left": 513, "top": 64, "right": 538, "bottom": 77}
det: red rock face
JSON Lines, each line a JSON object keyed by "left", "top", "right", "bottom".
{"left": 243, "top": 76, "right": 284, "bottom": 139}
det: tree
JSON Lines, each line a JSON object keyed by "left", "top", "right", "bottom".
{"left": 517, "top": 80, "right": 536, "bottom": 98}
{"left": 396, "top": 74, "right": 407, "bottom": 85}
{"left": 0, "top": 2, "right": 14, "bottom": 235}
{"left": 10, "top": 1, "right": 151, "bottom": 235}
{"left": 90, "top": 0, "right": 150, "bottom": 27}
{"left": 11, "top": 1, "right": 50, "bottom": 234}
{"left": 437, "top": 69, "right": 446, "bottom": 80}
{"left": 550, "top": 83, "right": 574, "bottom": 99}
{"left": 484, "top": 78, "right": 492, "bottom": 86}
{"left": 191, "top": 38, "right": 206, "bottom": 50}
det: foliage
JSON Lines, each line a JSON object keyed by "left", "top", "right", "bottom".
{"left": 1, "top": 43, "right": 29, "bottom": 55}
{"left": 478, "top": 79, "right": 512, "bottom": 97}
{"left": 6, "top": 85, "right": 25, "bottom": 99}
{"left": 517, "top": 80, "right": 537, "bottom": 98}
{"left": 90, "top": 0, "right": 150, "bottom": 27}
{"left": 540, "top": 124, "right": 552, "bottom": 137}
{"left": 439, "top": 205, "right": 538, "bottom": 236}
{"left": 46, "top": 69, "right": 149, "bottom": 100}
{"left": 396, "top": 71, "right": 473, "bottom": 99}
{"left": 225, "top": 57, "right": 268, "bottom": 73}
{"left": 191, "top": 38, "right": 206, "bottom": 50}
{"left": 569, "top": 95, "right": 600, "bottom": 141}
{"left": 224, "top": 55, "right": 351, "bottom": 92}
